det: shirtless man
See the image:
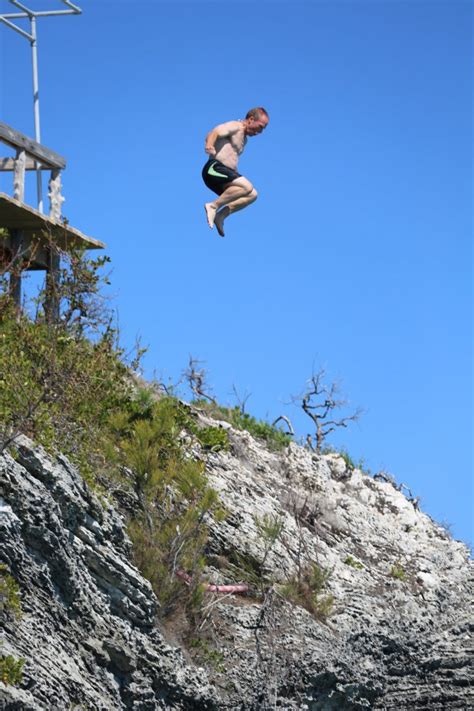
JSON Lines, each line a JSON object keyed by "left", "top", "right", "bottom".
{"left": 202, "top": 107, "right": 269, "bottom": 237}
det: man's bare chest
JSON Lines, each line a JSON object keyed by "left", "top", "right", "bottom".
{"left": 230, "top": 128, "right": 247, "bottom": 155}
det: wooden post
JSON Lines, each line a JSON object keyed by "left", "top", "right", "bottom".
{"left": 9, "top": 229, "right": 23, "bottom": 306}
{"left": 45, "top": 168, "right": 64, "bottom": 322}
{"left": 44, "top": 246, "right": 60, "bottom": 323}
{"left": 48, "top": 168, "right": 64, "bottom": 222}
{"left": 13, "top": 149, "right": 26, "bottom": 202}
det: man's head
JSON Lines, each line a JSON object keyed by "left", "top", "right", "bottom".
{"left": 243, "top": 107, "right": 269, "bottom": 136}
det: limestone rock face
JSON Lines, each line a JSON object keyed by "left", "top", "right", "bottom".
{"left": 0, "top": 436, "right": 217, "bottom": 710}
{"left": 194, "top": 418, "right": 473, "bottom": 710}
{"left": 1, "top": 422, "right": 473, "bottom": 710}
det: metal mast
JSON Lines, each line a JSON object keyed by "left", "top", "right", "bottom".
{"left": 0, "top": 0, "right": 82, "bottom": 212}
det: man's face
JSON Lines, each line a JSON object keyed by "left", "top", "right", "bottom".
{"left": 245, "top": 114, "right": 269, "bottom": 136}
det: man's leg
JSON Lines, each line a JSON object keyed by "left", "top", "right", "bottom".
{"left": 214, "top": 188, "right": 257, "bottom": 236}
{"left": 204, "top": 177, "right": 254, "bottom": 231}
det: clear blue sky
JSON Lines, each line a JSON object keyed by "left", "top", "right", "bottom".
{"left": 1, "top": 0, "right": 472, "bottom": 546}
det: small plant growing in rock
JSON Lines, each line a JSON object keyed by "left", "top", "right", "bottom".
{"left": 219, "top": 550, "right": 263, "bottom": 591}
{"left": 0, "top": 653, "right": 24, "bottom": 686}
{"left": 193, "top": 399, "right": 292, "bottom": 451}
{"left": 355, "top": 456, "right": 372, "bottom": 476}
{"left": 194, "top": 425, "right": 229, "bottom": 452}
{"left": 256, "top": 513, "right": 284, "bottom": 561}
{"left": 189, "top": 638, "right": 226, "bottom": 673}
{"left": 338, "top": 449, "right": 355, "bottom": 470}
{"left": 128, "top": 465, "right": 223, "bottom": 619}
{"left": 0, "top": 566, "right": 22, "bottom": 620}
{"left": 232, "top": 410, "right": 292, "bottom": 451}
{"left": 389, "top": 562, "right": 407, "bottom": 581}
{"left": 252, "top": 513, "right": 285, "bottom": 589}
{"left": 322, "top": 446, "right": 371, "bottom": 473}
{"left": 344, "top": 555, "right": 364, "bottom": 570}
{"left": 129, "top": 385, "right": 156, "bottom": 419}
{"left": 0, "top": 570, "right": 24, "bottom": 687}
{"left": 280, "top": 563, "right": 334, "bottom": 621}
{"left": 222, "top": 513, "right": 285, "bottom": 595}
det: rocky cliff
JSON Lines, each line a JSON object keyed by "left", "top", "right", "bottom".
{"left": 1, "top": 409, "right": 473, "bottom": 710}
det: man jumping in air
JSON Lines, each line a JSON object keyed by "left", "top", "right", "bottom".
{"left": 202, "top": 107, "right": 269, "bottom": 237}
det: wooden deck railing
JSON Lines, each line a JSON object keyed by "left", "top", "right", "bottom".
{"left": 0, "top": 121, "right": 104, "bottom": 320}
{"left": 0, "top": 120, "right": 66, "bottom": 220}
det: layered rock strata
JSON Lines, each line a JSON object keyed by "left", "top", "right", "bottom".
{"left": 0, "top": 419, "right": 472, "bottom": 710}
{"left": 0, "top": 436, "right": 216, "bottom": 710}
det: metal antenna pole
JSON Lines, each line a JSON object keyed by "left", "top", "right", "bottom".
{"left": 30, "top": 14, "right": 43, "bottom": 210}
{"left": 0, "top": 0, "right": 82, "bottom": 212}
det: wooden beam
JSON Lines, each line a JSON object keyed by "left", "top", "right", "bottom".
{"left": 0, "top": 157, "right": 48, "bottom": 171}
{"left": 0, "top": 121, "right": 66, "bottom": 169}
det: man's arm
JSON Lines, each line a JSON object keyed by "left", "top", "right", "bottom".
{"left": 205, "top": 120, "right": 241, "bottom": 156}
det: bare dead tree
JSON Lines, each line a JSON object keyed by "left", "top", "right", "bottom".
{"left": 184, "top": 356, "right": 216, "bottom": 404}
{"left": 149, "top": 369, "right": 183, "bottom": 398}
{"left": 373, "top": 471, "right": 420, "bottom": 510}
{"left": 231, "top": 383, "right": 251, "bottom": 414}
{"left": 293, "top": 368, "right": 362, "bottom": 453}
{"left": 271, "top": 415, "right": 295, "bottom": 436}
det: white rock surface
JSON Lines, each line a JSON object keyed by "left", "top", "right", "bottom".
{"left": 1, "top": 419, "right": 472, "bottom": 710}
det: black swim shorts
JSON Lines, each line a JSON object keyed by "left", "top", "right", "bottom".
{"left": 202, "top": 158, "right": 241, "bottom": 195}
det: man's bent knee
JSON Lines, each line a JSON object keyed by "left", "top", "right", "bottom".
{"left": 248, "top": 188, "right": 258, "bottom": 202}
{"left": 231, "top": 177, "right": 254, "bottom": 194}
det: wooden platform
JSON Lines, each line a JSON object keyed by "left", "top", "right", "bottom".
{"left": 0, "top": 192, "right": 104, "bottom": 250}
{"left": 0, "top": 193, "right": 105, "bottom": 270}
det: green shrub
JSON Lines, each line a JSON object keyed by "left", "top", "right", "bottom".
{"left": 255, "top": 513, "right": 285, "bottom": 546}
{"left": 0, "top": 261, "right": 230, "bottom": 632}
{"left": 254, "top": 512, "right": 285, "bottom": 584}
{"left": 128, "top": 501, "right": 210, "bottom": 619}
{"left": 0, "top": 566, "right": 22, "bottom": 619}
{"left": 337, "top": 449, "right": 356, "bottom": 470}
{"left": 189, "top": 638, "right": 226, "bottom": 672}
{"left": 280, "top": 563, "right": 334, "bottom": 621}
{"left": 219, "top": 551, "right": 264, "bottom": 591}
{"left": 0, "top": 243, "right": 141, "bottom": 479}
{"left": 0, "top": 654, "right": 24, "bottom": 685}
{"left": 321, "top": 446, "right": 374, "bottom": 474}
{"left": 118, "top": 398, "right": 225, "bottom": 619}
{"left": 128, "top": 386, "right": 156, "bottom": 419}
{"left": 0, "top": 278, "right": 225, "bottom": 629}
{"left": 322, "top": 446, "right": 356, "bottom": 469}
{"left": 0, "top": 298, "right": 134, "bottom": 480}
{"left": 194, "top": 425, "right": 229, "bottom": 452}
{"left": 193, "top": 401, "right": 291, "bottom": 451}
{"left": 389, "top": 563, "right": 407, "bottom": 581}
{"left": 344, "top": 555, "right": 364, "bottom": 570}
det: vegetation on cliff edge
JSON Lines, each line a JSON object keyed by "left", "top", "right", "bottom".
{"left": 0, "top": 248, "right": 339, "bottom": 636}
